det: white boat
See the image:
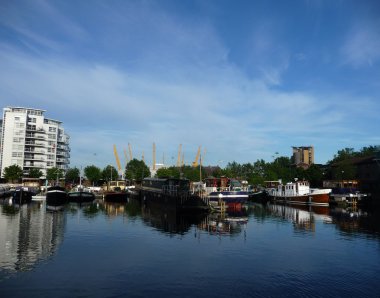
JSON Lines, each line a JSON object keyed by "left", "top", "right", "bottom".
{"left": 267, "top": 179, "right": 331, "bottom": 206}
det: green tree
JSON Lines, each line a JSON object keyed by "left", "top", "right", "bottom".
{"left": 46, "top": 167, "right": 64, "bottom": 184}
{"left": 102, "top": 165, "right": 119, "bottom": 181}
{"left": 329, "top": 148, "right": 356, "bottom": 163}
{"left": 156, "top": 167, "right": 180, "bottom": 178}
{"left": 84, "top": 165, "right": 102, "bottom": 185}
{"left": 125, "top": 159, "right": 150, "bottom": 182}
{"left": 28, "top": 168, "right": 43, "bottom": 178}
{"left": 65, "top": 167, "right": 80, "bottom": 183}
{"left": 304, "top": 164, "right": 324, "bottom": 187}
{"left": 3, "top": 164, "right": 23, "bottom": 183}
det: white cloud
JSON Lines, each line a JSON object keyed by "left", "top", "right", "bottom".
{"left": 341, "top": 21, "right": 380, "bottom": 67}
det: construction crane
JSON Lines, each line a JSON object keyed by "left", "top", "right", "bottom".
{"left": 113, "top": 144, "right": 122, "bottom": 176}
{"left": 123, "top": 148, "right": 129, "bottom": 167}
{"left": 153, "top": 142, "right": 156, "bottom": 171}
{"left": 177, "top": 144, "right": 182, "bottom": 167}
{"left": 192, "top": 145, "right": 201, "bottom": 167}
{"left": 128, "top": 143, "right": 133, "bottom": 160}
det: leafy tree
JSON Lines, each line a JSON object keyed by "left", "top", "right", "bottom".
{"left": 28, "top": 168, "right": 43, "bottom": 178}
{"left": 102, "top": 165, "right": 119, "bottom": 181}
{"left": 3, "top": 164, "right": 23, "bottom": 183}
{"left": 84, "top": 165, "right": 102, "bottom": 185}
{"left": 46, "top": 167, "right": 64, "bottom": 183}
{"left": 125, "top": 159, "right": 150, "bottom": 182}
{"left": 65, "top": 167, "right": 80, "bottom": 183}
{"left": 304, "top": 164, "right": 324, "bottom": 187}
{"left": 329, "top": 148, "right": 356, "bottom": 163}
{"left": 156, "top": 167, "right": 180, "bottom": 178}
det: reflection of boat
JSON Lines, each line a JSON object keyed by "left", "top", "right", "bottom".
{"left": 267, "top": 180, "right": 331, "bottom": 206}
{"left": 68, "top": 186, "right": 95, "bottom": 203}
{"left": 140, "top": 178, "right": 209, "bottom": 211}
{"left": 46, "top": 186, "right": 67, "bottom": 206}
{"left": 12, "top": 188, "right": 33, "bottom": 204}
{"left": 198, "top": 212, "right": 248, "bottom": 236}
{"left": 0, "top": 184, "right": 12, "bottom": 198}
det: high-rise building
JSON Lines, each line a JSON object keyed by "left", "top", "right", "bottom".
{"left": 0, "top": 107, "right": 70, "bottom": 178}
{"left": 292, "top": 146, "right": 314, "bottom": 168}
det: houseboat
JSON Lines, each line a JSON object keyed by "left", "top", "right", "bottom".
{"left": 267, "top": 179, "right": 331, "bottom": 206}
{"left": 46, "top": 186, "right": 68, "bottom": 206}
{"left": 205, "top": 177, "right": 250, "bottom": 205}
{"left": 103, "top": 180, "right": 128, "bottom": 203}
{"left": 68, "top": 186, "right": 96, "bottom": 204}
{"left": 140, "top": 178, "right": 209, "bottom": 211}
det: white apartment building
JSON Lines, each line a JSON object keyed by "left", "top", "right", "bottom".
{"left": 0, "top": 107, "right": 70, "bottom": 178}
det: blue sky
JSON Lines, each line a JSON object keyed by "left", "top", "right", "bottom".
{"left": 1, "top": 0, "right": 379, "bottom": 169}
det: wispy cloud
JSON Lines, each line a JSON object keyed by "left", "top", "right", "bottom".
{"left": 341, "top": 21, "right": 380, "bottom": 67}
{"left": 0, "top": 1, "right": 379, "bottom": 167}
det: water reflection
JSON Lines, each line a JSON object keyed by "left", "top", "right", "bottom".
{"left": 140, "top": 201, "right": 208, "bottom": 235}
{"left": 198, "top": 208, "right": 248, "bottom": 237}
{"left": 0, "top": 200, "right": 66, "bottom": 274}
{"left": 255, "top": 202, "right": 380, "bottom": 237}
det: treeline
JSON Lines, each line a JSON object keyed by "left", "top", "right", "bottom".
{"left": 2, "top": 145, "right": 378, "bottom": 187}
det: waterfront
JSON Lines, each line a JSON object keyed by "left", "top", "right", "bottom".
{"left": 0, "top": 199, "right": 379, "bottom": 298}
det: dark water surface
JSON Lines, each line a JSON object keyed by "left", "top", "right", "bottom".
{"left": 1, "top": 198, "right": 379, "bottom": 298}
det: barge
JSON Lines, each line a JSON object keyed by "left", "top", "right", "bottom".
{"left": 139, "top": 178, "right": 209, "bottom": 211}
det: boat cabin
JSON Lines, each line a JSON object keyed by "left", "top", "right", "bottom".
{"left": 270, "top": 180, "right": 310, "bottom": 197}
{"left": 141, "top": 178, "right": 190, "bottom": 196}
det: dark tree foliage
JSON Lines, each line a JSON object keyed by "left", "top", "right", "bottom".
{"left": 46, "top": 167, "right": 65, "bottom": 183}
{"left": 84, "top": 165, "right": 102, "bottom": 185}
{"left": 65, "top": 167, "right": 80, "bottom": 183}
{"left": 28, "top": 168, "right": 43, "bottom": 178}
{"left": 125, "top": 159, "right": 150, "bottom": 182}
{"left": 102, "top": 165, "right": 119, "bottom": 181}
{"left": 3, "top": 164, "right": 23, "bottom": 183}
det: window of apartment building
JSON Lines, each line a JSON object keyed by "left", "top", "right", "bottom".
{"left": 49, "top": 127, "right": 57, "bottom": 132}
{"left": 15, "top": 122, "right": 25, "bottom": 128}
{"left": 47, "top": 161, "right": 54, "bottom": 167}
{"left": 29, "top": 117, "right": 36, "bottom": 123}
{"left": 48, "top": 133, "right": 56, "bottom": 139}
{"left": 11, "top": 159, "right": 23, "bottom": 166}
{"left": 12, "top": 144, "right": 24, "bottom": 150}
{"left": 14, "top": 117, "right": 20, "bottom": 121}
{"left": 12, "top": 152, "right": 23, "bottom": 157}
{"left": 13, "top": 137, "right": 24, "bottom": 142}
{"left": 14, "top": 130, "right": 24, "bottom": 136}
{"left": 47, "top": 154, "right": 55, "bottom": 160}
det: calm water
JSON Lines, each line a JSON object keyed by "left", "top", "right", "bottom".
{"left": 0, "top": 198, "right": 379, "bottom": 298}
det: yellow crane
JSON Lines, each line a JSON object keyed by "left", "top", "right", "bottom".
{"left": 177, "top": 144, "right": 182, "bottom": 167}
{"left": 123, "top": 148, "right": 129, "bottom": 167}
{"left": 113, "top": 144, "right": 122, "bottom": 175}
{"left": 128, "top": 143, "right": 133, "bottom": 160}
{"left": 153, "top": 142, "right": 156, "bottom": 170}
{"left": 192, "top": 145, "right": 201, "bottom": 167}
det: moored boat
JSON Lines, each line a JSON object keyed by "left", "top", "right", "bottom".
{"left": 267, "top": 179, "right": 331, "bottom": 206}
{"left": 46, "top": 186, "right": 67, "bottom": 206}
{"left": 205, "top": 178, "right": 249, "bottom": 205}
{"left": 140, "top": 177, "right": 209, "bottom": 211}
{"left": 103, "top": 191, "right": 128, "bottom": 203}
{"left": 68, "top": 187, "right": 96, "bottom": 203}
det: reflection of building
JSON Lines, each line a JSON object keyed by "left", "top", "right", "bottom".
{"left": 0, "top": 202, "right": 66, "bottom": 272}
{"left": 0, "top": 107, "right": 70, "bottom": 178}
{"left": 267, "top": 204, "right": 331, "bottom": 233}
{"left": 292, "top": 146, "right": 314, "bottom": 169}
